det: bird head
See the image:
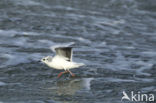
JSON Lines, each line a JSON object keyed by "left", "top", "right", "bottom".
{"left": 41, "top": 56, "right": 53, "bottom": 64}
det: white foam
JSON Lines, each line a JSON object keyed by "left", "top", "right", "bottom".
{"left": 0, "top": 29, "right": 17, "bottom": 37}
{"left": 0, "top": 81, "right": 6, "bottom": 86}
{"left": 83, "top": 78, "right": 94, "bottom": 90}
{"left": 52, "top": 34, "right": 92, "bottom": 44}
{"left": 0, "top": 53, "right": 29, "bottom": 67}
{"left": 142, "top": 51, "right": 156, "bottom": 57}
{"left": 95, "top": 18, "right": 125, "bottom": 27}
{"left": 13, "top": 0, "right": 41, "bottom": 6}
{"left": 105, "top": 77, "right": 136, "bottom": 83}
{"left": 141, "top": 86, "right": 155, "bottom": 92}
{"left": 77, "top": 37, "right": 92, "bottom": 44}
{"left": 0, "top": 29, "right": 40, "bottom": 37}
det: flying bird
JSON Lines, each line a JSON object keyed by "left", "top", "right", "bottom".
{"left": 41, "top": 42, "right": 85, "bottom": 78}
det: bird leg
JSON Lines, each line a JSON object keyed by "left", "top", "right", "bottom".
{"left": 67, "top": 70, "right": 75, "bottom": 77}
{"left": 57, "top": 70, "right": 68, "bottom": 78}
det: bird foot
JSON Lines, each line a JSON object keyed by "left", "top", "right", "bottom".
{"left": 71, "top": 73, "right": 75, "bottom": 77}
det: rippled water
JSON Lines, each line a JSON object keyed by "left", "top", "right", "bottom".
{"left": 0, "top": 0, "right": 156, "bottom": 103}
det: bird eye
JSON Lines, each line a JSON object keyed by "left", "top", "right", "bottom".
{"left": 43, "top": 59, "right": 45, "bottom": 61}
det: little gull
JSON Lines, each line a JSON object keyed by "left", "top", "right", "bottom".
{"left": 41, "top": 42, "right": 85, "bottom": 78}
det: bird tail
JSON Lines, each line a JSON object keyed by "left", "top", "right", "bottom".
{"left": 70, "top": 62, "right": 85, "bottom": 69}
{"left": 77, "top": 63, "right": 85, "bottom": 67}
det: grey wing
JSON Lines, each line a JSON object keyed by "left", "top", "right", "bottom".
{"left": 50, "top": 42, "right": 74, "bottom": 52}
{"left": 55, "top": 47, "right": 73, "bottom": 61}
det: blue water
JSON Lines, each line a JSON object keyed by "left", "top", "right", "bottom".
{"left": 0, "top": 0, "right": 156, "bottom": 103}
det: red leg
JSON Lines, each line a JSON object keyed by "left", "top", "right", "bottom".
{"left": 67, "top": 70, "right": 75, "bottom": 77}
{"left": 57, "top": 70, "right": 68, "bottom": 78}
{"left": 57, "top": 72, "right": 64, "bottom": 78}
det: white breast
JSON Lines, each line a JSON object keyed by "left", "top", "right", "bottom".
{"left": 47, "top": 56, "right": 77, "bottom": 70}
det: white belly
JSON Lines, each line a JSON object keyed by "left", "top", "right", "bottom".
{"left": 47, "top": 56, "right": 79, "bottom": 70}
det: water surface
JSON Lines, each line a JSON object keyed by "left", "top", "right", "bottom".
{"left": 0, "top": 0, "right": 156, "bottom": 103}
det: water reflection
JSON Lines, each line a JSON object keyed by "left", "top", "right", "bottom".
{"left": 48, "top": 78, "right": 93, "bottom": 96}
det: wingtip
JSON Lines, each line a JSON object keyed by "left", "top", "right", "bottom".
{"left": 50, "top": 42, "right": 75, "bottom": 52}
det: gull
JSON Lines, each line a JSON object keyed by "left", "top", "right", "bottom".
{"left": 41, "top": 42, "right": 85, "bottom": 78}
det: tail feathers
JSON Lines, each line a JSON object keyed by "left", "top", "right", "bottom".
{"left": 77, "top": 63, "right": 85, "bottom": 67}
{"left": 71, "top": 62, "right": 85, "bottom": 68}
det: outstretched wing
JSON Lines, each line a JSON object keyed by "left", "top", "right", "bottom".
{"left": 55, "top": 47, "right": 72, "bottom": 61}
{"left": 50, "top": 42, "right": 74, "bottom": 61}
